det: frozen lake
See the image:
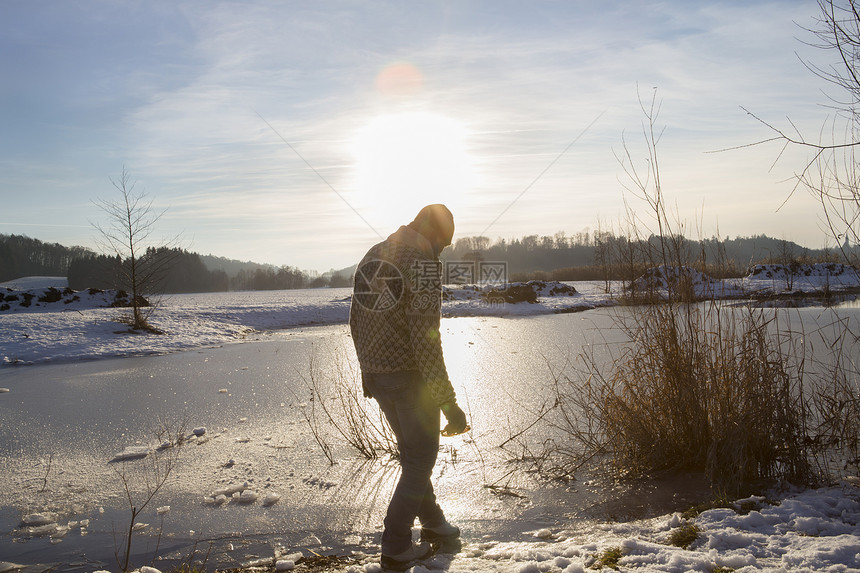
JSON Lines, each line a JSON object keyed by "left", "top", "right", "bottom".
{"left": 0, "top": 309, "right": 720, "bottom": 570}
{"left": 1, "top": 284, "right": 858, "bottom": 571}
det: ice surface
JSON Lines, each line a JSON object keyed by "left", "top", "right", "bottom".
{"left": 1, "top": 272, "right": 859, "bottom": 571}
{"left": 111, "top": 445, "right": 151, "bottom": 461}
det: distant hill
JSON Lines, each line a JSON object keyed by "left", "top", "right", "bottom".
{"left": 2, "top": 231, "right": 856, "bottom": 291}
{"left": 199, "top": 253, "right": 276, "bottom": 276}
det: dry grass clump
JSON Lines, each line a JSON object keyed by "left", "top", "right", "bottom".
{"left": 667, "top": 523, "right": 701, "bottom": 549}
{"left": 544, "top": 301, "right": 814, "bottom": 491}
{"left": 607, "top": 303, "right": 811, "bottom": 489}
{"left": 591, "top": 546, "right": 623, "bottom": 570}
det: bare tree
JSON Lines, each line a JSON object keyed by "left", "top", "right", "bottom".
{"left": 744, "top": 0, "right": 860, "bottom": 264}
{"left": 777, "top": 239, "right": 801, "bottom": 291}
{"left": 592, "top": 219, "right": 613, "bottom": 294}
{"left": 93, "top": 167, "right": 175, "bottom": 331}
{"left": 614, "top": 87, "right": 696, "bottom": 301}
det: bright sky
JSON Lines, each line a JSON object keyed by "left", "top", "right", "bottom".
{"left": 0, "top": 1, "right": 845, "bottom": 272}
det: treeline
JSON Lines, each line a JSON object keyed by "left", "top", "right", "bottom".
{"left": 0, "top": 234, "right": 93, "bottom": 283}
{"left": 0, "top": 234, "right": 350, "bottom": 292}
{"left": 66, "top": 247, "right": 349, "bottom": 292}
{"left": 3, "top": 232, "right": 854, "bottom": 293}
{"left": 441, "top": 231, "right": 854, "bottom": 280}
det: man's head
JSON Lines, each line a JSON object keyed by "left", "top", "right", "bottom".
{"left": 408, "top": 204, "right": 454, "bottom": 257}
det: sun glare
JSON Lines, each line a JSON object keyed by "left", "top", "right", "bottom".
{"left": 350, "top": 111, "right": 477, "bottom": 227}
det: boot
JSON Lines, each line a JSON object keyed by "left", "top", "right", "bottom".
{"left": 380, "top": 541, "right": 433, "bottom": 571}
{"left": 420, "top": 521, "right": 460, "bottom": 542}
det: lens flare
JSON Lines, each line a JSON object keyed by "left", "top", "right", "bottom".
{"left": 375, "top": 61, "right": 424, "bottom": 97}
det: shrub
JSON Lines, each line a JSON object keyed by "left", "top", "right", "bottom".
{"left": 539, "top": 301, "right": 814, "bottom": 491}
{"left": 38, "top": 287, "right": 62, "bottom": 303}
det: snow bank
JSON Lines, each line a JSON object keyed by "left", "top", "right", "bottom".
{"left": 0, "top": 276, "right": 67, "bottom": 289}
{"left": 335, "top": 484, "right": 860, "bottom": 572}
{"left": 633, "top": 265, "right": 730, "bottom": 300}
{"left": 0, "top": 285, "right": 141, "bottom": 312}
{"left": 741, "top": 263, "right": 860, "bottom": 295}
{"left": 632, "top": 263, "right": 860, "bottom": 301}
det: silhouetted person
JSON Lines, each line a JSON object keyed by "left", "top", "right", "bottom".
{"left": 350, "top": 204, "right": 468, "bottom": 569}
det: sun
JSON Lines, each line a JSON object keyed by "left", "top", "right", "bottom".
{"left": 349, "top": 111, "right": 477, "bottom": 227}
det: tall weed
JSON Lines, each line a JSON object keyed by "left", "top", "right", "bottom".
{"left": 296, "top": 347, "right": 398, "bottom": 462}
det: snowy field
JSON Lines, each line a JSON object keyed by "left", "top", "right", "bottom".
{"left": 1, "top": 268, "right": 859, "bottom": 572}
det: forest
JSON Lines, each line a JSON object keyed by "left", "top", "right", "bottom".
{"left": 442, "top": 231, "right": 852, "bottom": 281}
{"left": 0, "top": 234, "right": 349, "bottom": 292}
{"left": 0, "top": 231, "right": 852, "bottom": 294}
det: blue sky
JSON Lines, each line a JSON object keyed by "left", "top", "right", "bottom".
{"left": 0, "top": 0, "right": 842, "bottom": 271}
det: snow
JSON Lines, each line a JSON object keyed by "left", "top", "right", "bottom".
{"left": 7, "top": 485, "right": 859, "bottom": 571}
{"left": 3, "top": 266, "right": 857, "bottom": 366}
{"left": 1, "top": 270, "right": 859, "bottom": 572}
{"left": 327, "top": 487, "right": 859, "bottom": 571}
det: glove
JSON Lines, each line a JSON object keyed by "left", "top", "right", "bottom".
{"left": 440, "top": 402, "right": 469, "bottom": 436}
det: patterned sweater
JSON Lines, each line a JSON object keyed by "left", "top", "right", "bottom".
{"left": 349, "top": 225, "right": 457, "bottom": 407}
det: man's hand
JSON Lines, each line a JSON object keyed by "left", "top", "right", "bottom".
{"left": 441, "top": 402, "right": 468, "bottom": 436}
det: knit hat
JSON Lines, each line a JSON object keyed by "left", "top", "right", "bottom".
{"left": 408, "top": 204, "right": 455, "bottom": 248}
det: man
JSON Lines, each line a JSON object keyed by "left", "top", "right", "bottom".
{"left": 349, "top": 204, "right": 469, "bottom": 569}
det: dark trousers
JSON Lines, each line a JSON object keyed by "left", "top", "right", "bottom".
{"left": 364, "top": 370, "right": 445, "bottom": 555}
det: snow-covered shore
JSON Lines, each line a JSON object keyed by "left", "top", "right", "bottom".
{"left": 343, "top": 485, "right": 860, "bottom": 572}
{"left": 2, "top": 264, "right": 858, "bottom": 367}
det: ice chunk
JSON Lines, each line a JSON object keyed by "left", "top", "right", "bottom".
{"left": 112, "top": 445, "right": 151, "bottom": 461}
{"left": 263, "top": 493, "right": 281, "bottom": 506}
{"left": 238, "top": 490, "right": 258, "bottom": 503}
{"left": 299, "top": 534, "right": 321, "bottom": 546}
{"left": 21, "top": 512, "right": 58, "bottom": 527}
{"left": 242, "top": 558, "right": 274, "bottom": 568}
{"left": 275, "top": 559, "right": 296, "bottom": 571}
{"left": 156, "top": 505, "right": 170, "bottom": 515}
{"left": 27, "top": 523, "right": 59, "bottom": 536}
{"left": 212, "top": 482, "right": 247, "bottom": 496}
{"left": 140, "top": 567, "right": 162, "bottom": 573}
{"left": 51, "top": 525, "right": 70, "bottom": 538}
